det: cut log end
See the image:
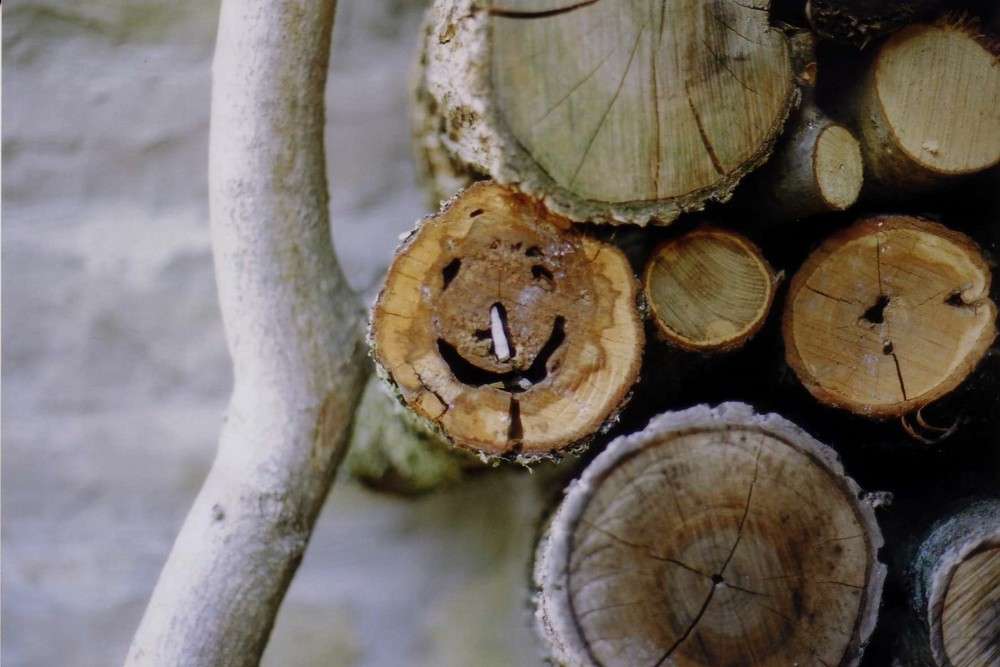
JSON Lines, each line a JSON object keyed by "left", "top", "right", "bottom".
{"left": 816, "top": 124, "right": 864, "bottom": 210}
{"left": 856, "top": 20, "right": 1000, "bottom": 192}
{"left": 422, "top": 0, "right": 798, "bottom": 224}
{"left": 877, "top": 22, "right": 1000, "bottom": 174}
{"left": 748, "top": 103, "right": 864, "bottom": 222}
{"left": 643, "top": 227, "right": 776, "bottom": 352}
{"left": 913, "top": 500, "right": 1000, "bottom": 667}
{"left": 783, "top": 215, "right": 997, "bottom": 419}
{"left": 941, "top": 545, "right": 1000, "bottom": 667}
{"left": 535, "top": 403, "right": 885, "bottom": 667}
{"left": 370, "top": 181, "right": 643, "bottom": 459}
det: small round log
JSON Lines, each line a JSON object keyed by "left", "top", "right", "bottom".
{"left": 738, "top": 29, "right": 864, "bottom": 221}
{"left": 783, "top": 215, "right": 996, "bottom": 419}
{"left": 911, "top": 499, "right": 1000, "bottom": 667}
{"left": 370, "top": 181, "right": 644, "bottom": 460}
{"left": 753, "top": 110, "right": 863, "bottom": 221}
{"left": 419, "top": 0, "right": 798, "bottom": 224}
{"left": 851, "top": 20, "right": 1000, "bottom": 195}
{"left": 643, "top": 227, "right": 777, "bottom": 352}
{"left": 806, "top": 0, "right": 941, "bottom": 46}
{"left": 535, "top": 402, "right": 886, "bottom": 667}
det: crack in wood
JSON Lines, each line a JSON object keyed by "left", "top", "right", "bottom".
{"left": 712, "top": 8, "right": 763, "bottom": 45}
{"left": 414, "top": 371, "right": 450, "bottom": 419}
{"left": 569, "top": 17, "right": 649, "bottom": 190}
{"left": 814, "top": 579, "right": 863, "bottom": 589}
{"left": 531, "top": 45, "right": 619, "bottom": 130}
{"left": 810, "top": 533, "right": 864, "bottom": 547}
{"left": 486, "top": 0, "right": 602, "bottom": 20}
{"left": 653, "top": 582, "right": 717, "bottom": 667}
{"left": 875, "top": 231, "right": 884, "bottom": 295}
{"left": 643, "top": 444, "right": 763, "bottom": 666}
{"left": 685, "top": 83, "right": 726, "bottom": 175}
{"left": 719, "top": 580, "right": 771, "bottom": 597}
{"left": 806, "top": 285, "right": 855, "bottom": 306}
{"left": 890, "top": 350, "right": 908, "bottom": 401}
{"left": 651, "top": 19, "right": 662, "bottom": 199}
{"left": 861, "top": 295, "right": 889, "bottom": 324}
{"left": 720, "top": 443, "right": 763, "bottom": 576}
{"left": 507, "top": 396, "right": 523, "bottom": 443}
{"left": 577, "top": 518, "right": 712, "bottom": 578}
{"left": 576, "top": 594, "right": 665, "bottom": 619}
{"left": 731, "top": 0, "right": 768, "bottom": 12}
{"left": 701, "top": 36, "right": 759, "bottom": 95}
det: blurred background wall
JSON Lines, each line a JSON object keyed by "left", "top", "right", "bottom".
{"left": 1, "top": 2, "right": 550, "bottom": 664}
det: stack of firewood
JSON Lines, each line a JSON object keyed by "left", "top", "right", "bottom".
{"left": 355, "top": 1, "right": 1000, "bottom": 664}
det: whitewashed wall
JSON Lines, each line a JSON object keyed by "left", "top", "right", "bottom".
{"left": 2, "top": 2, "right": 550, "bottom": 664}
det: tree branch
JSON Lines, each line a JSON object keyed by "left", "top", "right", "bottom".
{"left": 125, "top": 1, "right": 368, "bottom": 664}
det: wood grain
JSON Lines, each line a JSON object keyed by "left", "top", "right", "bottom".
{"left": 783, "top": 215, "right": 996, "bottom": 418}
{"left": 371, "top": 181, "right": 643, "bottom": 458}
{"left": 644, "top": 227, "right": 776, "bottom": 352}
{"left": 536, "top": 403, "right": 885, "bottom": 666}
{"left": 419, "top": 0, "right": 797, "bottom": 224}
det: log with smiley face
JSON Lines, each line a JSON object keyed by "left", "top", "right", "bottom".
{"left": 371, "top": 181, "right": 644, "bottom": 459}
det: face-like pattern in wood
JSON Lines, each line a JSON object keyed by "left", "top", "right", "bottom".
{"left": 434, "top": 216, "right": 568, "bottom": 392}
{"left": 371, "top": 181, "right": 643, "bottom": 457}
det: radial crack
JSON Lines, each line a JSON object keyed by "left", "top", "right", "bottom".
{"left": 653, "top": 583, "right": 717, "bottom": 667}
{"left": 874, "top": 232, "right": 884, "bottom": 295}
{"left": 701, "top": 37, "right": 759, "bottom": 94}
{"left": 686, "top": 84, "right": 725, "bottom": 175}
{"left": 890, "top": 351, "right": 908, "bottom": 401}
{"left": 578, "top": 519, "right": 712, "bottom": 578}
{"left": 721, "top": 444, "right": 762, "bottom": 575}
{"left": 486, "top": 0, "right": 601, "bottom": 19}
{"left": 532, "top": 45, "right": 619, "bottom": 128}
{"left": 507, "top": 396, "right": 523, "bottom": 443}
{"left": 569, "top": 18, "right": 648, "bottom": 189}
{"left": 807, "top": 285, "right": 855, "bottom": 306}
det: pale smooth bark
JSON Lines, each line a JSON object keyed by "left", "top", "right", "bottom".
{"left": 126, "top": 1, "right": 368, "bottom": 665}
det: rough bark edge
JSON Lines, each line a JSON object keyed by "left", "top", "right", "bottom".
{"left": 367, "top": 186, "right": 644, "bottom": 465}
{"left": 782, "top": 215, "right": 998, "bottom": 420}
{"left": 643, "top": 228, "right": 779, "bottom": 353}
{"left": 911, "top": 498, "right": 1000, "bottom": 666}
{"left": 125, "top": 2, "right": 368, "bottom": 665}
{"left": 410, "top": 5, "right": 481, "bottom": 210}
{"left": 806, "top": 0, "right": 941, "bottom": 46}
{"left": 534, "top": 402, "right": 886, "bottom": 667}
{"left": 422, "top": 0, "right": 799, "bottom": 226}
